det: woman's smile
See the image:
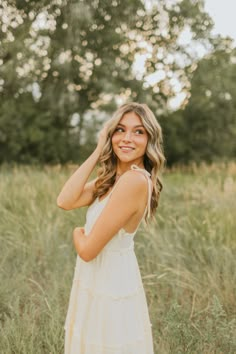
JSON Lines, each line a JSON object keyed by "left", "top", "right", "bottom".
{"left": 119, "top": 145, "right": 135, "bottom": 152}
{"left": 112, "top": 111, "right": 148, "bottom": 165}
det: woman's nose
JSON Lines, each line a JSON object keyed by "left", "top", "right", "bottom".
{"left": 122, "top": 130, "right": 132, "bottom": 141}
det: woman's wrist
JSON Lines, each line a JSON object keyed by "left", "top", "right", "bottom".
{"left": 94, "top": 145, "right": 103, "bottom": 158}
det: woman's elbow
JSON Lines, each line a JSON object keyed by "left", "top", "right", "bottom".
{"left": 80, "top": 253, "right": 92, "bottom": 262}
{"left": 79, "top": 248, "right": 96, "bottom": 262}
{"left": 73, "top": 229, "right": 98, "bottom": 262}
{"left": 57, "top": 196, "right": 68, "bottom": 210}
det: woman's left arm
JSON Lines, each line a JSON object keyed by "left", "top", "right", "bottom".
{"left": 73, "top": 171, "right": 148, "bottom": 262}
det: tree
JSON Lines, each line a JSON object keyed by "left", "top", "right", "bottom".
{"left": 0, "top": 0, "right": 214, "bottom": 164}
{"left": 182, "top": 39, "right": 236, "bottom": 163}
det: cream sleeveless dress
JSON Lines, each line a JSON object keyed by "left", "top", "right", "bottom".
{"left": 64, "top": 165, "right": 154, "bottom": 354}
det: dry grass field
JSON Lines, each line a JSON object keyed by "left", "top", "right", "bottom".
{"left": 0, "top": 162, "right": 236, "bottom": 353}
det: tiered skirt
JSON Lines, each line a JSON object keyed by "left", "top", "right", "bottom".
{"left": 64, "top": 248, "right": 154, "bottom": 354}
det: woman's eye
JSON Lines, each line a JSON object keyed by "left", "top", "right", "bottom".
{"left": 115, "top": 127, "right": 124, "bottom": 132}
{"left": 114, "top": 127, "right": 145, "bottom": 134}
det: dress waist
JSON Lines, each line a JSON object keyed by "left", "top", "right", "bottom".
{"left": 102, "top": 244, "right": 134, "bottom": 254}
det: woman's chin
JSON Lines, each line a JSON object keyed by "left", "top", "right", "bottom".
{"left": 117, "top": 156, "right": 143, "bottom": 165}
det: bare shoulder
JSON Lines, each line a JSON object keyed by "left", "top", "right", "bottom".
{"left": 114, "top": 169, "right": 148, "bottom": 196}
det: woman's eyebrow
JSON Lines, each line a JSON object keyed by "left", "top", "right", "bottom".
{"left": 117, "top": 123, "right": 145, "bottom": 128}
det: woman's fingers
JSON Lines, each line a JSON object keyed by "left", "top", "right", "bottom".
{"left": 73, "top": 227, "right": 84, "bottom": 235}
{"left": 97, "top": 121, "right": 110, "bottom": 152}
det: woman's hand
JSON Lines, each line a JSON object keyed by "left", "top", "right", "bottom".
{"left": 96, "top": 121, "right": 110, "bottom": 155}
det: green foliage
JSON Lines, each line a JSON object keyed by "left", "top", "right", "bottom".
{"left": 0, "top": 0, "right": 215, "bottom": 164}
{"left": 160, "top": 297, "right": 236, "bottom": 353}
{"left": 182, "top": 43, "right": 236, "bottom": 163}
{"left": 159, "top": 110, "right": 187, "bottom": 165}
{"left": 161, "top": 41, "right": 236, "bottom": 165}
{"left": 0, "top": 163, "right": 236, "bottom": 352}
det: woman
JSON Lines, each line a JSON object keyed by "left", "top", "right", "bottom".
{"left": 57, "top": 102, "right": 165, "bottom": 354}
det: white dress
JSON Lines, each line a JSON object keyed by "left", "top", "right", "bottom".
{"left": 64, "top": 165, "right": 154, "bottom": 354}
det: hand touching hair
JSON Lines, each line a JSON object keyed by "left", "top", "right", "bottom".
{"left": 94, "top": 102, "right": 165, "bottom": 221}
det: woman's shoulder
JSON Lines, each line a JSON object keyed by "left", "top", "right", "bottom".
{"left": 114, "top": 168, "right": 149, "bottom": 195}
{"left": 122, "top": 168, "right": 148, "bottom": 181}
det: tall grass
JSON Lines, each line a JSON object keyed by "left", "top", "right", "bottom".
{"left": 0, "top": 162, "right": 236, "bottom": 353}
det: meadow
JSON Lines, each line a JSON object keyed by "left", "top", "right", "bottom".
{"left": 0, "top": 162, "right": 236, "bottom": 354}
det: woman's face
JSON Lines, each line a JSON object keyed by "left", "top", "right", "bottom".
{"left": 111, "top": 111, "right": 148, "bottom": 165}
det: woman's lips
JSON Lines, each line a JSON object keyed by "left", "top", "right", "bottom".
{"left": 119, "top": 146, "right": 135, "bottom": 151}
{"left": 119, "top": 146, "right": 135, "bottom": 153}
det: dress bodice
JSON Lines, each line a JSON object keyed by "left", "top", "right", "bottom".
{"left": 83, "top": 165, "right": 152, "bottom": 254}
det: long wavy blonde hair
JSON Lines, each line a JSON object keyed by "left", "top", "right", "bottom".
{"left": 93, "top": 102, "right": 166, "bottom": 220}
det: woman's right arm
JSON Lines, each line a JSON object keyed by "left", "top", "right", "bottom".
{"left": 56, "top": 124, "right": 108, "bottom": 210}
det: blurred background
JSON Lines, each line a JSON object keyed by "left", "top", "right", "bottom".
{"left": 1, "top": 1, "right": 236, "bottom": 353}
{"left": 1, "top": 0, "right": 235, "bottom": 166}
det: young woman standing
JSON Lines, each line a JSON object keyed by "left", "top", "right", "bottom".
{"left": 57, "top": 102, "right": 165, "bottom": 354}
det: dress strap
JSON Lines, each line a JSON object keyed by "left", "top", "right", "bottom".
{"left": 130, "top": 164, "right": 151, "bottom": 178}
